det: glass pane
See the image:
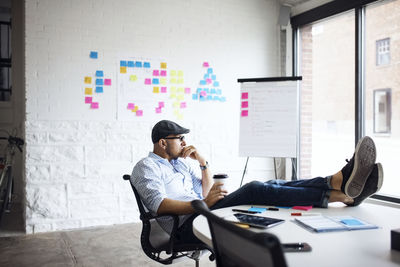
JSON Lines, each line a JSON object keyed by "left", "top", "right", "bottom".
{"left": 365, "top": 0, "right": 400, "bottom": 197}
{"left": 299, "top": 11, "right": 355, "bottom": 178}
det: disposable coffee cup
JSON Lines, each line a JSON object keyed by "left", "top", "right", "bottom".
{"left": 213, "top": 174, "right": 228, "bottom": 190}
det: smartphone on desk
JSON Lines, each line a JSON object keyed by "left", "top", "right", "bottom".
{"left": 282, "top": 242, "right": 312, "bottom": 252}
{"left": 225, "top": 213, "right": 285, "bottom": 229}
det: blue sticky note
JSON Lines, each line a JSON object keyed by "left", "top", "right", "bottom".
{"left": 213, "top": 96, "right": 220, "bottom": 101}
{"left": 95, "top": 86, "right": 103, "bottom": 93}
{"left": 220, "top": 97, "right": 226, "bottom": 102}
{"left": 200, "top": 95, "right": 206, "bottom": 101}
{"left": 211, "top": 75, "right": 216, "bottom": 80}
{"left": 90, "top": 51, "right": 98, "bottom": 59}
{"left": 95, "top": 71, "right": 104, "bottom": 77}
{"left": 210, "top": 88, "right": 216, "bottom": 94}
{"left": 192, "top": 94, "right": 199, "bottom": 100}
{"left": 216, "top": 89, "right": 222, "bottom": 95}
{"left": 120, "top": 61, "right": 127, "bottom": 67}
{"left": 197, "top": 88, "right": 202, "bottom": 94}
{"left": 200, "top": 80, "right": 206, "bottom": 85}
{"left": 248, "top": 207, "right": 266, "bottom": 213}
{"left": 207, "top": 68, "right": 213, "bottom": 74}
{"left": 135, "top": 61, "right": 142, "bottom": 67}
{"left": 341, "top": 219, "right": 364, "bottom": 226}
{"left": 204, "top": 88, "right": 209, "bottom": 93}
{"left": 152, "top": 78, "right": 159, "bottom": 84}
{"left": 128, "top": 61, "right": 134, "bottom": 67}
{"left": 96, "top": 79, "right": 103, "bottom": 85}
{"left": 204, "top": 74, "right": 209, "bottom": 79}
{"left": 213, "top": 81, "right": 220, "bottom": 87}
{"left": 207, "top": 95, "right": 212, "bottom": 100}
{"left": 143, "top": 62, "right": 151, "bottom": 68}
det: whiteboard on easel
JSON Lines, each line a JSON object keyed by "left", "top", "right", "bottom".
{"left": 238, "top": 77, "right": 301, "bottom": 158}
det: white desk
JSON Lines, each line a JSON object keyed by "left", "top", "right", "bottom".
{"left": 193, "top": 201, "right": 400, "bottom": 267}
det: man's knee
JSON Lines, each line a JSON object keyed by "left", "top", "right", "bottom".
{"left": 243, "top": 180, "right": 264, "bottom": 191}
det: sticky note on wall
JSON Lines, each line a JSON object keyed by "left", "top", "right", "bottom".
{"left": 241, "top": 101, "right": 248, "bottom": 108}
{"left": 90, "top": 51, "right": 98, "bottom": 59}
{"left": 84, "top": 77, "right": 92, "bottom": 84}
{"left": 241, "top": 92, "right": 249, "bottom": 99}
{"left": 241, "top": 110, "right": 248, "bottom": 117}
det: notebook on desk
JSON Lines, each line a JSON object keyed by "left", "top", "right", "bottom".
{"left": 294, "top": 215, "right": 378, "bottom": 233}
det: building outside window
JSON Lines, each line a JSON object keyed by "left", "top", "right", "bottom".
{"left": 373, "top": 89, "right": 391, "bottom": 134}
{"left": 376, "top": 38, "right": 390, "bottom": 66}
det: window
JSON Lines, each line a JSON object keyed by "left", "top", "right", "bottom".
{"left": 376, "top": 38, "right": 390, "bottom": 66}
{"left": 373, "top": 89, "right": 391, "bottom": 134}
{"left": 292, "top": 0, "right": 400, "bottom": 202}
{"left": 297, "top": 11, "right": 355, "bottom": 179}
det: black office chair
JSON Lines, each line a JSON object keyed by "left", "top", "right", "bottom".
{"left": 123, "top": 175, "right": 213, "bottom": 266}
{"left": 191, "top": 199, "right": 288, "bottom": 267}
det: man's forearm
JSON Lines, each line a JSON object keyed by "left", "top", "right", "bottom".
{"left": 157, "top": 198, "right": 195, "bottom": 215}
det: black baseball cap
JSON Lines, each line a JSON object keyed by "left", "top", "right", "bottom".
{"left": 151, "top": 120, "right": 190, "bottom": 144}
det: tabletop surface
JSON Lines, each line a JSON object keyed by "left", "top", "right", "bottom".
{"left": 192, "top": 201, "right": 400, "bottom": 267}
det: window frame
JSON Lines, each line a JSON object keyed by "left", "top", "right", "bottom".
{"left": 291, "top": 0, "right": 400, "bottom": 204}
{"left": 373, "top": 88, "right": 391, "bottom": 134}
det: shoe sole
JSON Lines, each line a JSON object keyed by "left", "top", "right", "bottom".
{"left": 376, "top": 163, "right": 384, "bottom": 192}
{"left": 344, "top": 136, "right": 376, "bottom": 198}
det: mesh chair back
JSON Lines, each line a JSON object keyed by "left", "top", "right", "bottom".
{"left": 191, "top": 200, "right": 287, "bottom": 267}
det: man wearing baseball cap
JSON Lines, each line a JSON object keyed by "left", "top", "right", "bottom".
{"left": 131, "top": 120, "right": 383, "bottom": 245}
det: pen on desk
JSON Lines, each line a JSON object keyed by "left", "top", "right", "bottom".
{"left": 291, "top": 212, "right": 321, "bottom": 216}
{"left": 232, "top": 209, "right": 258, "bottom": 214}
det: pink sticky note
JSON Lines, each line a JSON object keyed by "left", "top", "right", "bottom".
{"left": 159, "top": 101, "right": 165, "bottom": 108}
{"left": 241, "top": 110, "right": 248, "bottom": 117}
{"left": 85, "top": 97, "right": 93, "bottom": 104}
{"left": 153, "top": 70, "right": 159, "bottom": 76}
{"left": 161, "top": 87, "right": 167, "bottom": 93}
{"left": 145, "top": 78, "right": 151, "bottom": 85}
{"left": 155, "top": 107, "right": 162, "bottom": 113}
{"left": 104, "top": 79, "right": 111, "bottom": 86}
{"left": 184, "top": 87, "right": 191, "bottom": 94}
{"left": 127, "top": 103, "right": 135, "bottom": 110}
{"left": 241, "top": 92, "right": 248, "bottom": 99}
{"left": 292, "top": 206, "right": 313, "bottom": 211}
{"left": 203, "top": 62, "right": 209, "bottom": 67}
{"left": 206, "top": 78, "right": 212, "bottom": 84}
{"left": 180, "top": 102, "right": 187, "bottom": 109}
{"left": 241, "top": 101, "right": 248, "bottom": 108}
{"left": 200, "top": 91, "right": 207, "bottom": 97}
{"left": 160, "top": 70, "right": 167, "bottom": 76}
{"left": 136, "top": 110, "right": 143, "bottom": 116}
{"left": 91, "top": 102, "right": 99, "bottom": 109}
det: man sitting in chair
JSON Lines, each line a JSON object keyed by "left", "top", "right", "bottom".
{"left": 131, "top": 120, "right": 383, "bottom": 244}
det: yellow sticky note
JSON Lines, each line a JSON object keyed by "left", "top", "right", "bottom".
{"left": 178, "top": 70, "right": 184, "bottom": 77}
{"left": 171, "top": 87, "right": 177, "bottom": 93}
{"left": 84, "top": 77, "right": 92, "bottom": 84}
{"left": 133, "top": 106, "right": 139, "bottom": 112}
{"left": 170, "top": 78, "right": 177, "bottom": 84}
{"left": 160, "top": 78, "right": 167, "bottom": 85}
{"left": 177, "top": 78, "right": 184, "bottom": 84}
{"left": 120, "top": 66, "right": 127, "bottom": 73}
{"left": 170, "top": 93, "right": 176, "bottom": 99}
{"left": 173, "top": 101, "right": 180, "bottom": 108}
{"left": 85, "top": 87, "right": 93, "bottom": 95}
{"left": 161, "top": 62, "right": 167, "bottom": 69}
{"left": 130, "top": 75, "right": 137, "bottom": 81}
{"left": 170, "top": 70, "right": 177, "bottom": 76}
{"left": 153, "top": 87, "right": 160, "bottom": 93}
{"left": 178, "top": 87, "right": 184, "bottom": 93}
{"left": 177, "top": 113, "right": 184, "bottom": 120}
{"left": 177, "top": 94, "right": 184, "bottom": 101}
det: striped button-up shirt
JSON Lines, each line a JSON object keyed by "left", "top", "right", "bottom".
{"left": 131, "top": 152, "right": 203, "bottom": 233}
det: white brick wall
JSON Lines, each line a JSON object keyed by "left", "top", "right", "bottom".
{"left": 24, "top": 0, "right": 281, "bottom": 233}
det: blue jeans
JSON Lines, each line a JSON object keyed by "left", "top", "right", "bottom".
{"left": 175, "top": 176, "right": 332, "bottom": 244}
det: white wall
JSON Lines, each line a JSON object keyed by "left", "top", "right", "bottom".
{"left": 24, "top": 0, "right": 282, "bottom": 233}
